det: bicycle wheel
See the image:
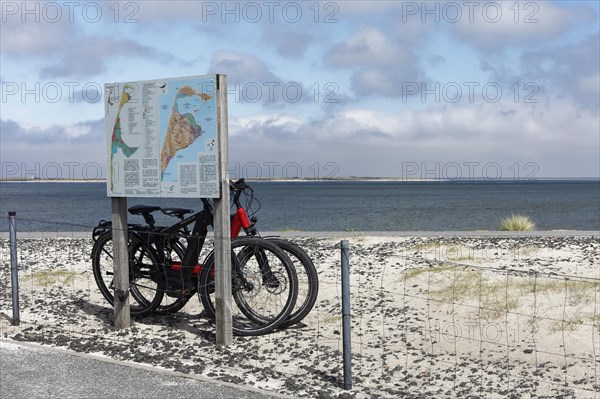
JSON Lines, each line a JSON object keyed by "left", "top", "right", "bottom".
{"left": 265, "top": 238, "right": 319, "bottom": 327}
{"left": 198, "top": 237, "right": 298, "bottom": 336}
{"left": 91, "top": 231, "right": 165, "bottom": 316}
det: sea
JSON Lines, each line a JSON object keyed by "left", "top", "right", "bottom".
{"left": 0, "top": 180, "right": 599, "bottom": 232}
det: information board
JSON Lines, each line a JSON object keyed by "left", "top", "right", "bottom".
{"left": 105, "top": 75, "right": 220, "bottom": 197}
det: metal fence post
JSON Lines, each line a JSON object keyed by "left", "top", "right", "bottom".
{"left": 341, "top": 240, "right": 352, "bottom": 390}
{"left": 8, "top": 211, "right": 20, "bottom": 326}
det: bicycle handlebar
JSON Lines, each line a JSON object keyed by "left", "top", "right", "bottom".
{"left": 229, "top": 178, "right": 249, "bottom": 190}
{"left": 229, "top": 178, "right": 252, "bottom": 208}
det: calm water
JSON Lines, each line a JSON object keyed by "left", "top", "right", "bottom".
{"left": 0, "top": 180, "right": 598, "bottom": 232}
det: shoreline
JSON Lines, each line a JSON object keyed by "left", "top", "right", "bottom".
{"left": 1, "top": 177, "right": 599, "bottom": 183}
{"left": 0, "top": 230, "right": 599, "bottom": 239}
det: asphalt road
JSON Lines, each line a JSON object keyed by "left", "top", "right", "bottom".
{"left": 0, "top": 340, "right": 286, "bottom": 399}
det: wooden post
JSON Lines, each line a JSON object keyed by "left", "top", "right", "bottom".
{"left": 214, "top": 74, "right": 232, "bottom": 346}
{"left": 112, "top": 196, "right": 130, "bottom": 329}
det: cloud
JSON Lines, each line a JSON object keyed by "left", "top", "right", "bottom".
{"left": 227, "top": 97, "right": 599, "bottom": 177}
{"left": 0, "top": 118, "right": 104, "bottom": 144}
{"left": 324, "top": 26, "right": 426, "bottom": 98}
{"left": 266, "top": 29, "right": 314, "bottom": 59}
{"left": 0, "top": 119, "right": 107, "bottom": 176}
{"left": 477, "top": 32, "right": 600, "bottom": 112}
{"left": 520, "top": 33, "right": 600, "bottom": 111}
{"left": 1, "top": 18, "right": 170, "bottom": 78}
{"left": 45, "top": 36, "right": 164, "bottom": 78}
{"left": 336, "top": 1, "right": 399, "bottom": 16}
{"left": 0, "top": 16, "right": 71, "bottom": 56}
{"left": 133, "top": 1, "right": 206, "bottom": 21}
{"left": 208, "top": 50, "right": 312, "bottom": 107}
{"left": 208, "top": 50, "right": 278, "bottom": 84}
{"left": 451, "top": 1, "right": 596, "bottom": 52}
{"left": 427, "top": 55, "right": 446, "bottom": 66}
{"left": 350, "top": 66, "right": 426, "bottom": 97}
{"left": 230, "top": 113, "right": 304, "bottom": 142}
{"left": 326, "top": 26, "right": 412, "bottom": 69}
{"left": 234, "top": 99, "right": 597, "bottom": 147}
{"left": 42, "top": 37, "right": 162, "bottom": 78}
{"left": 2, "top": 92, "right": 599, "bottom": 178}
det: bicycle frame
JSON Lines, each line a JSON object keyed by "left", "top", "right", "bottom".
{"left": 95, "top": 180, "right": 270, "bottom": 294}
{"left": 230, "top": 207, "right": 253, "bottom": 238}
{"left": 229, "top": 179, "right": 258, "bottom": 239}
{"left": 149, "top": 198, "right": 213, "bottom": 284}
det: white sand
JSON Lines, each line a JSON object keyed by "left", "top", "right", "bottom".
{"left": 1, "top": 235, "right": 598, "bottom": 398}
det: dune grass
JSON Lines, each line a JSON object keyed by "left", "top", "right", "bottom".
{"left": 26, "top": 270, "right": 77, "bottom": 286}
{"left": 499, "top": 214, "right": 536, "bottom": 231}
{"left": 404, "top": 265, "right": 599, "bottom": 326}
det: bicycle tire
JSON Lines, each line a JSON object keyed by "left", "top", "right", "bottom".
{"left": 264, "top": 238, "right": 319, "bottom": 327}
{"left": 91, "top": 231, "right": 165, "bottom": 316}
{"left": 198, "top": 237, "right": 298, "bottom": 336}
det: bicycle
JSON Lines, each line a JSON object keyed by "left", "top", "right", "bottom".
{"left": 127, "top": 179, "right": 319, "bottom": 327}
{"left": 91, "top": 198, "right": 299, "bottom": 336}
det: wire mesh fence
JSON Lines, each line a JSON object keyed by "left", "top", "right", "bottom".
{"left": 1, "top": 215, "right": 598, "bottom": 398}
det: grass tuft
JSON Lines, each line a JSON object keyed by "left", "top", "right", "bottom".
{"left": 26, "top": 270, "right": 77, "bottom": 286}
{"left": 499, "top": 214, "right": 536, "bottom": 231}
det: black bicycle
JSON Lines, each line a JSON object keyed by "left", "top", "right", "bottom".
{"left": 91, "top": 198, "right": 299, "bottom": 336}
{"left": 122, "top": 179, "right": 320, "bottom": 328}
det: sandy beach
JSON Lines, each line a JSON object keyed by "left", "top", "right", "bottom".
{"left": 1, "top": 233, "right": 598, "bottom": 398}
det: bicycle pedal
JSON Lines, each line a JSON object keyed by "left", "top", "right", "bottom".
{"left": 165, "top": 275, "right": 195, "bottom": 297}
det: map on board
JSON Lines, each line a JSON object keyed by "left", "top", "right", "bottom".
{"left": 108, "top": 84, "right": 139, "bottom": 193}
{"left": 105, "top": 75, "right": 220, "bottom": 198}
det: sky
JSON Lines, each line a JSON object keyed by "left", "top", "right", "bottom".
{"left": 1, "top": 0, "right": 599, "bottom": 180}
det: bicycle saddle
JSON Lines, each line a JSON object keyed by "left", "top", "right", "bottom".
{"left": 128, "top": 205, "right": 161, "bottom": 215}
{"left": 161, "top": 207, "right": 194, "bottom": 219}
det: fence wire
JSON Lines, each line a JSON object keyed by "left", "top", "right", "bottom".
{"left": 1, "top": 215, "right": 598, "bottom": 398}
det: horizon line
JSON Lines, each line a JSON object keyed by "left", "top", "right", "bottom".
{"left": 1, "top": 177, "right": 599, "bottom": 182}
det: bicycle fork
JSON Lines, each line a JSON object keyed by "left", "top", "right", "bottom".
{"left": 230, "top": 208, "right": 280, "bottom": 289}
